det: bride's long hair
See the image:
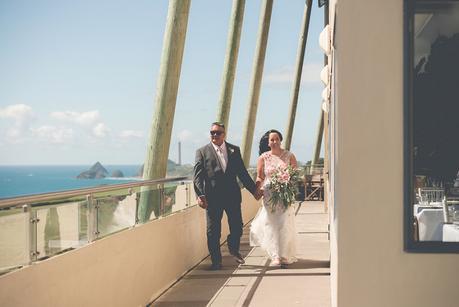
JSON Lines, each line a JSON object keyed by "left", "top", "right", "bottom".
{"left": 258, "top": 129, "right": 283, "bottom": 156}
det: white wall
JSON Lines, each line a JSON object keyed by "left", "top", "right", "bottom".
{"left": 332, "top": 0, "right": 459, "bottom": 306}
{"left": 0, "top": 189, "right": 260, "bottom": 307}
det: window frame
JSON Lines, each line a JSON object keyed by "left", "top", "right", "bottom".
{"left": 404, "top": 0, "right": 459, "bottom": 253}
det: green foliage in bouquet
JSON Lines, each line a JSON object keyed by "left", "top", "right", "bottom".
{"left": 267, "top": 165, "right": 300, "bottom": 212}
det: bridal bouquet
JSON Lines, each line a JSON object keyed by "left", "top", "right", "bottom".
{"left": 267, "top": 165, "right": 300, "bottom": 212}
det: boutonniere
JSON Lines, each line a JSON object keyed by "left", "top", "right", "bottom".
{"left": 228, "top": 148, "right": 234, "bottom": 154}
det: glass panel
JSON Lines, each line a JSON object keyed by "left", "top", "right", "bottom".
{"left": 161, "top": 182, "right": 197, "bottom": 216}
{"left": 136, "top": 184, "right": 163, "bottom": 223}
{"left": 187, "top": 182, "right": 198, "bottom": 207}
{"left": 78, "top": 200, "right": 88, "bottom": 243}
{"left": 95, "top": 190, "right": 137, "bottom": 238}
{"left": 0, "top": 208, "right": 29, "bottom": 272}
{"left": 0, "top": 179, "right": 192, "bottom": 273}
{"left": 171, "top": 182, "right": 189, "bottom": 214}
{"left": 164, "top": 183, "right": 181, "bottom": 216}
{"left": 412, "top": 3, "right": 459, "bottom": 242}
{"left": 36, "top": 201, "right": 83, "bottom": 259}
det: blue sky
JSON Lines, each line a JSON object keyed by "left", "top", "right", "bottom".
{"left": 0, "top": 0, "right": 325, "bottom": 166}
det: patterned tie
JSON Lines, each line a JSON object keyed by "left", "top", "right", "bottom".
{"left": 217, "top": 147, "right": 227, "bottom": 172}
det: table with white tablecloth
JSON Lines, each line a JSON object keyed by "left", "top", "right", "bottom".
{"left": 416, "top": 208, "right": 444, "bottom": 241}
{"left": 413, "top": 204, "right": 442, "bottom": 215}
{"left": 442, "top": 224, "right": 459, "bottom": 242}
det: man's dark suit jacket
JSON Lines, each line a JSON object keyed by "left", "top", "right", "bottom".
{"left": 193, "top": 142, "right": 256, "bottom": 205}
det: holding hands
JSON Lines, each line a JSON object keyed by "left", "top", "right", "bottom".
{"left": 254, "top": 180, "right": 263, "bottom": 200}
{"left": 198, "top": 188, "right": 261, "bottom": 210}
{"left": 197, "top": 195, "right": 208, "bottom": 209}
{"left": 254, "top": 188, "right": 263, "bottom": 200}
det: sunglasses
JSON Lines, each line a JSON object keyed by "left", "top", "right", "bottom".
{"left": 210, "top": 130, "right": 224, "bottom": 136}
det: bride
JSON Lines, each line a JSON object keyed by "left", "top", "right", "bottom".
{"left": 250, "top": 129, "right": 298, "bottom": 266}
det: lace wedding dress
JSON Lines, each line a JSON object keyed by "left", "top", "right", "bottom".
{"left": 250, "top": 150, "right": 297, "bottom": 264}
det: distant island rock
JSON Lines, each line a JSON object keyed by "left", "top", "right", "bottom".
{"left": 111, "top": 170, "right": 124, "bottom": 178}
{"left": 77, "top": 162, "right": 109, "bottom": 179}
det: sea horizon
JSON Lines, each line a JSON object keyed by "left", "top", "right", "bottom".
{"left": 0, "top": 165, "right": 143, "bottom": 199}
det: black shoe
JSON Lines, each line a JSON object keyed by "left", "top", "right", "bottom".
{"left": 230, "top": 251, "right": 245, "bottom": 264}
{"left": 209, "top": 263, "right": 222, "bottom": 270}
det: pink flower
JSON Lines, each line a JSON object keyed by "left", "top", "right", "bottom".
{"left": 280, "top": 173, "right": 290, "bottom": 183}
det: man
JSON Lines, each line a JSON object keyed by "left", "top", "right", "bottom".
{"left": 193, "top": 122, "right": 260, "bottom": 270}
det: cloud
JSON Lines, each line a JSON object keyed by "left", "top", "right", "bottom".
{"left": 92, "top": 123, "right": 110, "bottom": 138}
{"left": 50, "top": 110, "right": 100, "bottom": 126}
{"left": 5, "top": 127, "right": 23, "bottom": 143}
{"left": 178, "top": 129, "right": 193, "bottom": 142}
{"left": 264, "top": 63, "right": 323, "bottom": 86}
{"left": 31, "top": 125, "right": 74, "bottom": 144}
{"left": 119, "top": 130, "right": 144, "bottom": 139}
{"left": 0, "top": 104, "right": 34, "bottom": 122}
{"left": 0, "top": 104, "right": 35, "bottom": 142}
{"left": 50, "top": 110, "right": 110, "bottom": 139}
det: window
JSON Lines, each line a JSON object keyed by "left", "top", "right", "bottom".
{"left": 405, "top": 0, "right": 459, "bottom": 252}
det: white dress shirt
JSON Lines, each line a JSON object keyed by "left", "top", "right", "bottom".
{"left": 212, "top": 142, "right": 228, "bottom": 172}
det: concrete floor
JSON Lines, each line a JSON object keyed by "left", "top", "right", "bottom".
{"left": 151, "top": 201, "right": 330, "bottom": 307}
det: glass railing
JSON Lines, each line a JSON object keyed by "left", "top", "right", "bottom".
{"left": 0, "top": 176, "right": 194, "bottom": 274}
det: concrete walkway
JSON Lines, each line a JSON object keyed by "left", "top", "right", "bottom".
{"left": 151, "top": 201, "right": 330, "bottom": 307}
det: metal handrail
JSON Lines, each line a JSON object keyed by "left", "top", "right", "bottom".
{"left": 0, "top": 176, "right": 190, "bottom": 209}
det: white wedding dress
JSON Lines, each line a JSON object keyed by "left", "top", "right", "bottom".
{"left": 250, "top": 150, "right": 297, "bottom": 264}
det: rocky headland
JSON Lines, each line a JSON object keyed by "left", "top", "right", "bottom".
{"left": 77, "top": 162, "right": 109, "bottom": 179}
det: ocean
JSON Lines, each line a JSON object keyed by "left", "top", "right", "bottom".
{"left": 0, "top": 165, "right": 141, "bottom": 199}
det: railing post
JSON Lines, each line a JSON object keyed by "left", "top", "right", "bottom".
{"left": 24, "top": 204, "right": 39, "bottom": 263}
{"left": 94, "top": 199, "right": 100, "bottom": 239}
{"left": 159, "top": 185, "right": 165, "bottom": 217}
{"left": 135, "top": 191, "right": 140, "bottom": 224}
{"left": 185, "top": 182, "right": 190, "bottom": 207}
{"left": 86, "top": 194, "right": 98, "bottom": 242}
{"left": 23, "top": 205, "right": 31, "bottom": 264}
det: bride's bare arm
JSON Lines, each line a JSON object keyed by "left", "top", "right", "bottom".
{"left": 256, "top": 156, "right": 265, "bottom": 184}
{"left": 252, "top": 157, "right": 265, "bottom": 200}
{"left": 290, "top": 153, "right": 298, "bottom": 168}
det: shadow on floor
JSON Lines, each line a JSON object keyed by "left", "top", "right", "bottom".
{"left": 149, "top": 239, "right": 253, "bottom": 307}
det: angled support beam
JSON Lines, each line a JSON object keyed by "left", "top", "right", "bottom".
{"left": 312, "top": 0, "right": 329, "bottom": 172}
{"left": 216, "top": 0, "right": 246, "bottom": 130}
{"left": 138, "top": 0, "right": 191, "bottom": 223}
{"left": 241, "top": 0, "right": 273, "bottom": 167}
{"left": 311, "top": 109, "right": 324, "bottom": 170}
{"left": 284, "top": 0, "right": 313, "bottom": 151}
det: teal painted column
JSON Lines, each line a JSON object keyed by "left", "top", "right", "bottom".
{"left": 240, "top": 0, "right": 273, "bottom": 166}
{"left": 138, "top": 0, "right": 191, "bottom": 223}
{"left": 216, "top": 0, "right": 246, "bottom": 130}
{"left": 284, "top": 0, "right": 312, "bottom": 151}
